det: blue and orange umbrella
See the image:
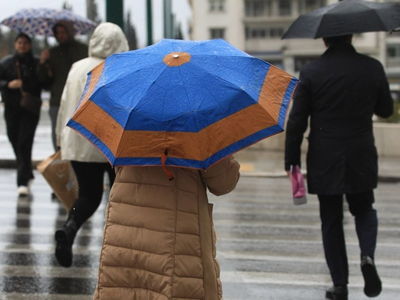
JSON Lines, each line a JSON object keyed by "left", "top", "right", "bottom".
{"left": 68, "top": 39, "right": 298, "bottom": 172}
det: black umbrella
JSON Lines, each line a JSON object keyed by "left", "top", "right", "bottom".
{"left": 282, "top": 0, "right": 400, "bottom": 39}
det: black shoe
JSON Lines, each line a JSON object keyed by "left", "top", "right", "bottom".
{"left": 361, "top": 256, "right": 382, "bottom": 297}
{"left": 55, "top": 218, "right": 78, "bottom": 268}
{"left": 326, "top": 285, "right": 348, "bottom": 300}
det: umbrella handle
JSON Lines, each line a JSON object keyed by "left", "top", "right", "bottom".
{"left": 161, "top": 149, "right": 174, "bottom": 181}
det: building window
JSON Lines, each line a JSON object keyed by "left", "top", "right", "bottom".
{"left": 245, "top": 0, "right": 273, "bottom": 17}
{"left": 279, "top": 0, "right": 291, "bottom": 16}
{"left": 298, "top": 0, "right": 327, "bottom": 14}
{"left": 294, "top": 56, "right": 319, "bottom": 72}
{"left": 387, "top": 44, "right": 400, "bottom": 67}
{"left": 209, "top": 0, "right": 226, "bottom": 12}
{"left": 270, "top": 27, "right": 284, "bottom": 38}
{"left": 210, "top": 28, "right": 225, "bottom": 39}
{"left": 245, "top": 28, "right": 266, "bottom": 38}
{"left": 245, "top": 27, "right": 285, "bottom": 39}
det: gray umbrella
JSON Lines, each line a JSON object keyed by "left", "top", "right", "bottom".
{"left": 282, "top": 0, "right": 400, "bottom": 39}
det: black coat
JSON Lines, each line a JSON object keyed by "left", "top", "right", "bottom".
{"left": 285, "top": 43, "right": 393, "bottom": 195}
{"left": 0, "top": 52, "right": 43, "bottom": 108}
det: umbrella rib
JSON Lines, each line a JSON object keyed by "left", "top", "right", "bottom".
{"left": 371, "top": 6, "right": 394, "bottom": 32}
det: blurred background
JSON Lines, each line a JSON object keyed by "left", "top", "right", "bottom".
{"left": 0, "top": 3, "right": 399, "bottom": 299}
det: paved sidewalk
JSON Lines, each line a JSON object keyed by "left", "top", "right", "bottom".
{"left": 1, "top": 102, "right": 399, "bottom": 181}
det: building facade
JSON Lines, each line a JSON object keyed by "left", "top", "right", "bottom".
{"left": 188, "top": 0, "right": 400, "bottom": 89}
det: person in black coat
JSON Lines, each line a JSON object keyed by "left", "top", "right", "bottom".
{"left": 284, "top": 35, "right": 393, "bottom": 300}
{"left": 0, "top": 33, "right": 45, "bottom": 196}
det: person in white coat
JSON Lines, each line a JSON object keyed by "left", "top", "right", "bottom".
{"left": 54, "top": 22, "right": 129, "bottom": 267}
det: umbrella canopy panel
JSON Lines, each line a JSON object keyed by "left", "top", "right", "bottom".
{"left": 68, "top": 39, "right": 298, "bottom": 169}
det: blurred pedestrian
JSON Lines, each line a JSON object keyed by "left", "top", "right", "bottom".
{"left": 0, "top": 33, "right": 45, "bottom": 196}
{"left": 37, "top": 20, "right": 88, "bottom": 152}
{"left": 93, "top": 156, "right": 240, "bottom": 299}
{"left": 285, "top": 35, "right": 393, "bottom": 300}
{"left": 54, "top": 22, "right": 129, "bottom": 268}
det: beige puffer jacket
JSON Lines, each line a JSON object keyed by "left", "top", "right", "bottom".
{"left": 94, "top": 156, "right": 240, "bottom": 300}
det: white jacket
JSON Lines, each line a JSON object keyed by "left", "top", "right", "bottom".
{"left": 56, "top": 22, "right": 129, "bottom": 162}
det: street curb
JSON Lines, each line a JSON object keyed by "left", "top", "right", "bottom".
{"left": 0, "top": 159, "right": 399, "bottom": 182}
{"left": 0, "top": 159, "right": 21, "bottom": 169}
{"left": 0, "top": 159, "right": 45, "bottom": 169}
{"left": 240, "top": 172, "right": 400, "bottom": 183}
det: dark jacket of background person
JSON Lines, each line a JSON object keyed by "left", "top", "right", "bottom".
{"left": 37, "top": 21, "right": 88, "bottom": 108}
{"left": 0, "top": 51, "right": 42, "bottom": 106}
{"left": 285, "top": 43, "right": 393, "bottom": 195}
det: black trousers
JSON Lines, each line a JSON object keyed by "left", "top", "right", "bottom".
{"left": 69, "top": 161, "right": 115, "bottom": 229}
{"left": 4, "top": 104, "right": 40, "bottom": 186}
{"left": 318, "top": 191, "right": 377, "bottom": 286}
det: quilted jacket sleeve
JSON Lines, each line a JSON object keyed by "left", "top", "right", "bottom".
{"left": 200, "top": 156, "right": 240, "bottom": 196}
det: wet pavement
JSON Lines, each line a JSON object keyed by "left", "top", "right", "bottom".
{"left": 1, "top": 170, "right": 400, "bottom": 299}
{"left": 1, "top": 103, "right": 400, "bottom": 299}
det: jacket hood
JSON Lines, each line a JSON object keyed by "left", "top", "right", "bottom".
{"left": 52, "top": 21, "right": 75, "bottom": 41}
{"left": 89, "top": 22, "right": 129, "bottom": 59}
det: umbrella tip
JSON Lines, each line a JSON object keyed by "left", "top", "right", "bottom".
{"left": 173, "top": 54, "right": 179, "bottom": 59}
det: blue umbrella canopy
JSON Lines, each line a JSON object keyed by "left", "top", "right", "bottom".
{"left": 68, "top": 39, "right": 298, "bottom": 170}
{"left": 0, "top": 8, "right": 97, "bottom": 36}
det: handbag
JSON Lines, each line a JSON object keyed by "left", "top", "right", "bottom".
{"left": 290, "top": 165, "right": 307, "bottom": 205}
{"left": 15, "top": 60, "right": 42, "bottom": 116}
{"left": 37, "top": 151, "right": 78, "bottom": 211}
